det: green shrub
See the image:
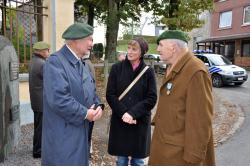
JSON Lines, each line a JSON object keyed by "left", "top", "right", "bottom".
{"left": 121, "top": 34, "right": 157, "bottom": 43}
{"left": 19, "top": 63, "right": 29, "bottom": 73}
{"left": 92, "top": 43, "right": 104, "bottom": 59}
{"left": 117, "top": 43, "right": 158, "bottom": 54}
{"left": 122, "top": 34, "right": 131, "bottom": 40}
{"left": 117, "top": 39, "right": 130, "bottom": 45}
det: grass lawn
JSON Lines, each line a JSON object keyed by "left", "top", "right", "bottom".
{"left": 117, "top": 43, "right": 158, "bottom": 54}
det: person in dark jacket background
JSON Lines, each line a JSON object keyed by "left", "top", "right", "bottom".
{"left": 106, "top": 37, "right": 157, "bottom": 166}
{"left": 29, "top": 41, "right": 50, "bottom": 158}
{"left": 82, "top": 55, "right": 97, "bottom": 157}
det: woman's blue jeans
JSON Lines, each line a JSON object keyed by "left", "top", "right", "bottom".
{"left": 116, "top": 156, "right": 144, "bottom": 166}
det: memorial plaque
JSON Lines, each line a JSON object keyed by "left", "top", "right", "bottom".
{"left": 0, "top": 35, "right": 20, "bottom": 162}
{"left": 9, "top": 62, "right": 19, "bottom": 81}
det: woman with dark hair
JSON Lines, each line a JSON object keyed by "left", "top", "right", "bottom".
{"left": 106, "top": 38, "right": 157, "bottom": 166}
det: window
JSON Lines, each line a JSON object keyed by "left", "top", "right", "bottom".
{"left": 219, "top": 11, "right": 232, "bottom": 28}
{"left": 243, "top": 6, "right": 250, "bottom": 25}
{"left": 224, "top": 42, "right": 235, "bottom": 62}
{"left": 242, "top": 40, "right": 250, "bottom": 57}
{"left": 209, "top": 55, "right": 231, "bottom": 66}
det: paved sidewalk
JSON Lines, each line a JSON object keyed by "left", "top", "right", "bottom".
{"left": 19, "top": 82, "right": 33, "bottom": 125}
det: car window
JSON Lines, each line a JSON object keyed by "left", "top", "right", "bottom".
{"left": 196, "top": 55, "right": 207, "bottom": 63}
{"left": 195, "top": 55, "right": 202, "bottom": 61}
{"left": 209, "top": 55, "right": 231, "bottom": 66}
{"left": 203, "top": 57, "right": 209, "bottom": 64}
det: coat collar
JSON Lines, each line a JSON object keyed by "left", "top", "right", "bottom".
{"left": 161, "top": 50, "right": 193, "bottom": 89}
{"left": 60, "top": 45, "right": 79, "bottom": 66}
{"left": 124, "top": 57, "right": 145, "bottom": 71}
{"left": 33, "top": 53, "right": 46, "bottom": 60}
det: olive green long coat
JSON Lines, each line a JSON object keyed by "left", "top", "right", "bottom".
{"left": 149, "top": 51, "right": 215, "bottom": 166}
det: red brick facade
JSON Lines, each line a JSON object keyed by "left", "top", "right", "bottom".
{"left": 212, "top": 0, "right": 250, "bottom": 67}
{"left": 212, "top": 0, "right": 250, "bottom": 37}
{"left": 235, "top": 57, "right": 250, "bottom": 67}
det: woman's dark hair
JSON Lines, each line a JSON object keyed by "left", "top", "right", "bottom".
{"left": 128, "top": 37, "right": 149, "bottom": 57}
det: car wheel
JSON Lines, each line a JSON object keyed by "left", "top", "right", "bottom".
{"left": 212, "top": 74, "right": 223, "bottom": 87}
{"left": 235, "top": 82, "right": 243, "bottom": 86}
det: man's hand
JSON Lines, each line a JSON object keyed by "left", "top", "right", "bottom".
{"left": 86, "top": 104, "right": 103, "bottom": 121}
{"left": 86, "top": 104, "right": 97, "bottom": 121}
{"left": 122, "top": 112, "right": 136, "bottom": 124}
{"left": 93, "top": 105, "right": 103, "bottom": 121}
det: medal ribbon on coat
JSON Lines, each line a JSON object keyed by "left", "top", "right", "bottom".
{"left": 166, "top": 82, "right": 173, "bottom": 95}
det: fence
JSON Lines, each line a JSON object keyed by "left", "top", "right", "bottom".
{"left": 0, "top": 0, "right": 47, "bottom": 72}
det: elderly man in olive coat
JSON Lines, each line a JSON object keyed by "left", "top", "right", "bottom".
{"left": 149, "top": 30, "right": 215, "bottom": 166}
{"left": 29, "top": 41, "right": 50, "bottom": 158}
{"left": 42, "top": 23, "right": 103, "bottom": 166}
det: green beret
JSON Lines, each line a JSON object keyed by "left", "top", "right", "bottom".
{"left": 62, "top": 22, "right": 93, "bottom": 40}
{"left": 33, "top": 41, "right": 50, "bottom": 50}
{"left": 157, "top": 30, "right": 189, "bottom": 44}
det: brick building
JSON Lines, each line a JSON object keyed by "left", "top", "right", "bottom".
{"left": 197, "top": 0, "right": 250, "bottom": 67}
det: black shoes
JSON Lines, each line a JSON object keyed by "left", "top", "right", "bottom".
{"left": 33, "top": 153, "right": 41, "bottom": 158}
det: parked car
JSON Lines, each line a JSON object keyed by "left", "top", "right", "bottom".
{"left": 116, "top": 51, "right": 127, "bottom": 61}
{"left": 144, "top": 54, "right": 160, "bottom": 60}
{"left": 144, "top": 54, "right": 166, "bottom": 73}
{"left": 194, "top": 51, "right": 248, "bottom": 87}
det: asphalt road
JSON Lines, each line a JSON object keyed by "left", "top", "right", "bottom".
{"left": 215, "top": 72, "right": 250, "bottom": 166}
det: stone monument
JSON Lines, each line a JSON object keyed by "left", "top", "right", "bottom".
{"left": 0, "top": 35, "right": 20, "bottom": 162}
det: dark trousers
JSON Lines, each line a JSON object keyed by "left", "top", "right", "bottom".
{"left": 33, "top": 111, "right": 43, "bottom": 158}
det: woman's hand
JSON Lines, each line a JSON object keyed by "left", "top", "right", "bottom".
{"left": 122, "top": 112, "right": 137, "bottom": 124}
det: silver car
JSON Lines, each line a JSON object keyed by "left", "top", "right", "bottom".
{"left": 144, "top": 54, "right": 166, "bottom": 73}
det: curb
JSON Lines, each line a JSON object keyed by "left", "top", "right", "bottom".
{"left": 216, "top": 103, "right": 245, "bottom": 146}
{"left": 20, "top": 102, "right": 34, "bottom": 126}
{"left": 19, "top": 73, "right": 29, "bottom": 82}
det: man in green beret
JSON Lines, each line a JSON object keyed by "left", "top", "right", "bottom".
{"left": 29, "top": 41, "right": 50, "bottom": 158}
{"left": 149, "top": 30, "right": 215, "bottom": 166}
{"left": 42, "top": 23, "right": 103, "bottom": 166}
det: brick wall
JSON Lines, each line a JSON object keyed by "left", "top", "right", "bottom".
{"left": 235, "top": 57, "right": 250, "bottom": 67}
{"left": 211, "top": 0, "right": 250, "bottom": 37}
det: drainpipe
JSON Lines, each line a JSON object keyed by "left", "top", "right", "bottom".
{"left": 51, "top": 0, "right": 56, "bottom": 52}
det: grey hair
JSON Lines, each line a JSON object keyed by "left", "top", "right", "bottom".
{"left": 65, "top": 40, "right": 73, "bottom": 45}
{"left": 167, "top": 39, "right": 188, "bottom": 49}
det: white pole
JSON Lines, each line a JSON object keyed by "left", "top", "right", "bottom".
{"left": 51, "top": 0, "right": 56, "bottom": 52}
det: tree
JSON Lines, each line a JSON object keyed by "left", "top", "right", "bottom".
{"left": 74, "top": 0, "right": 106, "bottom": 26}
{"left": 74, "top": 0, "right": 150, "bottom": 62}
{"left": 74, "top": 0, "right": 151, "bottom": 86}
{"left": 105, "top": 0, "right": 152, "bottom": 62}
{"left": 146, "top": 0, "right": 213, "bottom": 31}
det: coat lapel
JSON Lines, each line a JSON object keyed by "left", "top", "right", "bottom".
{"left": 61, "top": 45, "right": 79, "bottom": 66}
{"left": 60, "top": 45, "right": 83, "bottom": 76}
{"left": 160, "top": 51, "right": 193, "bottom": 92}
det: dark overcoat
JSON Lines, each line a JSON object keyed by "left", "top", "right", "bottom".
{"left": 149, "top": 51, "right": 215, "bottom": 166}
{"left": 42, "top": 45, "right": 100, "bottom": 166}
{"left": 106, "top": 58, "right": 157, "bottom": 158}
{"left": 29, "top": 54, "right": 45, "bottom": 112}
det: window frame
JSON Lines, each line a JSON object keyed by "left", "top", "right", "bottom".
{"left": 241, "top": 40, "right": 250, "bottom": 57}
{"left": 243, "top": 6, "right": 250, "bottom": 25}
{"left": 219, "top": 10, "right": 232, "bottom": 29}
